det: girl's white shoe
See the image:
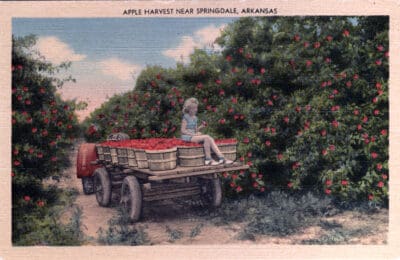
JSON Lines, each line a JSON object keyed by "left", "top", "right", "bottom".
{"left": 205, "top": 159, "right": 222, "bottom": 166}
{"left": 223, "top": 159, "right": 234, "bottom": 164}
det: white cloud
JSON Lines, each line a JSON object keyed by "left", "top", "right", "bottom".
{"left": 35, "top": 36, "right": 86, "bottom": 64}
{"left": 98, "top": 58, "right": 142, "bottom": 81}
{"left": 163, "top": 24, "right": 227, "bottom": 63}
{"left": 162, "top": 36, "right": 200, "bottom": 63}
{"left": 195, "top": 24, "right": 227, "bottom": 46}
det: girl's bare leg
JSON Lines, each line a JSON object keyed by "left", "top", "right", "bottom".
{"left": 191, "top": 135, "right": 212, "bottom": 159}
{"left": 191, "top": 135, "right": 224, "bottom": 159}
{"left": 208, "top": 136, "right": 224, "bottom": 158}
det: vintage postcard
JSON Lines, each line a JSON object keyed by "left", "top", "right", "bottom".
{"left": 0, "top": 0, "right": 399, "bottom": 259}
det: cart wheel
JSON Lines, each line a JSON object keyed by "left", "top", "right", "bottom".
{"left": 120, "top": 176, "right": 142, "bottom": 222}
{"left": 201, "top": 178, "right": 222, "bottom": 207}
{"left": 82, "top": 176, "right": 94, "bottom": 195}
{"left": 94, "top": 168, "right": 111, "bottom": 207}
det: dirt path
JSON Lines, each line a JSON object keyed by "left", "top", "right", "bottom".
{"left": 58, "top": 141, "right": 388, "bottom": 245}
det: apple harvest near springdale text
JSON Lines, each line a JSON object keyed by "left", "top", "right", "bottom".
{"left": 122, "top": 7, "right": 278, "bottom": 16}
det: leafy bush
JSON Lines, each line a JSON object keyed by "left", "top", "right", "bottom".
{"left": 165, "top": 226, "right": 184, "bottom": 242}
{"left": 13, "top": 196, "right": 85, "bottom": 246}
{"left": 12, "top": 35, "right": 82, "bottom": 244}
{"left": 301, "top": 226, "right": 373, "bottom": 245}
{"left": 97, "top": 207, "right": 149, "bottom": 246}
{"left": 189, "top": 224, "right": 204, "bottom": 238}
{"left": 239, "top": 191, "right": 333, "bottom": 237}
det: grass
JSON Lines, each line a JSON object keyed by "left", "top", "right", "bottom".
{"left": 97, "top": 189, "right": 387, "bottom": 245}
{"left": 170, "top": 190, "right": 386, "bottom": 243}
{"left": 189, "top": 224, "right": 204, "bottom": 238}
{"left": 204, "top": 191, "right": 335, "bottom": 237}
{"left": 301, "top": 224, "right": 374, "bottom": 245}
{"left": 97, "top": 207, "right": 149, "bottom": 246}
{"left": 165, "top": 226, "right": 184, "bottom": 242}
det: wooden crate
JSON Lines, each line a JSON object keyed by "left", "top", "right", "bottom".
{"left": 146, "top": 147, "right": 177, "bottom": 160}
{"left": 134, "top": 149, "right": 148, "bottom": 169}
{"left": 99, "top": 145, "right": 112, "bottom": 162}
{"left": 96, "top": 145, "right": 105, "bottom": 161}
{"left": 177, "top": 146, "right": 204, "bottom": 157}
{"left": 177, "top": 146, "right": 205, "bottom": 167}
{"left": 178, "top": 155, "right": 205, "bottom": 167}
{"left": 216, "top": 143, "right": 237, "bottom": 161}
{"left": 116, "top": 147, "right": 128, "bottom": 166}
{"left": 148, "top": 158, "right": 177, "bottom": 171}
{"left": 146, "top": 148, "right": 177, "bottom": 171}
{"left": 127, "top": 148, "right": 137, "bottom": 167}
{"left": 110, "top": 147, "right": 118, "bottom": 164}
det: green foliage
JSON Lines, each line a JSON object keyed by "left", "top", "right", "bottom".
{"left": 97, "top": 207, "right": 149, "bottom": 245}
{"left": 238, "top": 191, "right": 333, "bottom": 237}
{"left": 85, "top": 17, "right": 388, "bottom": 202}
{"left": 12, "top": 35, "right": 82, "bottom": 244}
{"left": 189, "top": 223, "right": 204, "bottom": 238}
{"left": 13, "top": 195, "right": 85, "bottom": 246}
{"left": 301, "top": 224, "right": 374, "bottom": 245}
{"left": 165, "top": 225, "right": 184, "bottom": 242}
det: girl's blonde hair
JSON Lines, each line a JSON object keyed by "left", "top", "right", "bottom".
{"left": 182, "top": 97, "right": 199, "bottom": 114}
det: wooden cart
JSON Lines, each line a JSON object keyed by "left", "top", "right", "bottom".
{"left": 77, "top": 143, "right": 249, "bottom": 222}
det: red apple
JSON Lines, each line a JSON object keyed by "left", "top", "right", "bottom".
{"left": 283, "top": 116, "right": 289, "bottom": 123}
{"left": 326, "top": 35, "right": 333, "bottom": 42}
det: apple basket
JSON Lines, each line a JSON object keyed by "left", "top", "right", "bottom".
{"left": 134, "top": 149, "right": 149, "bottom": 169}
{"left": 216, "top": 142, "right": 237, "bottom": 161}
{"left": 177, "top": 146, "right": 205, "bottom": 167}
{"left": 96, "top": 145, "right": 112, "bottom": 162}
{"left": 145, "top": 147, "right": 177, "bottom": 171}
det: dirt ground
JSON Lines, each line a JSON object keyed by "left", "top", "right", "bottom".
{"left": 58, "top": 142, "right": 388, "bottom": 245}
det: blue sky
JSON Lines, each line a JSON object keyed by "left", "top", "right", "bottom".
{"left": 13, "top": 18, "right": 237, "bottom": 119}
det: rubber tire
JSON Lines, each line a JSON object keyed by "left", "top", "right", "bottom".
{"left": 201, "top": 178, "right": 222, "bottom": 207}
{"left": 120, "top": 176, "right": 142, "bottom": 222}
{"left": 82, "top": 176, "right": 94, "bottom": 195}
{"left": 94, "top": 168, "right": 112, "bottom": 207}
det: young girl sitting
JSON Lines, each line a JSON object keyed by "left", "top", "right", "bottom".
{"left": 181, "top": 97, "right": 234, "bottom": 166}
